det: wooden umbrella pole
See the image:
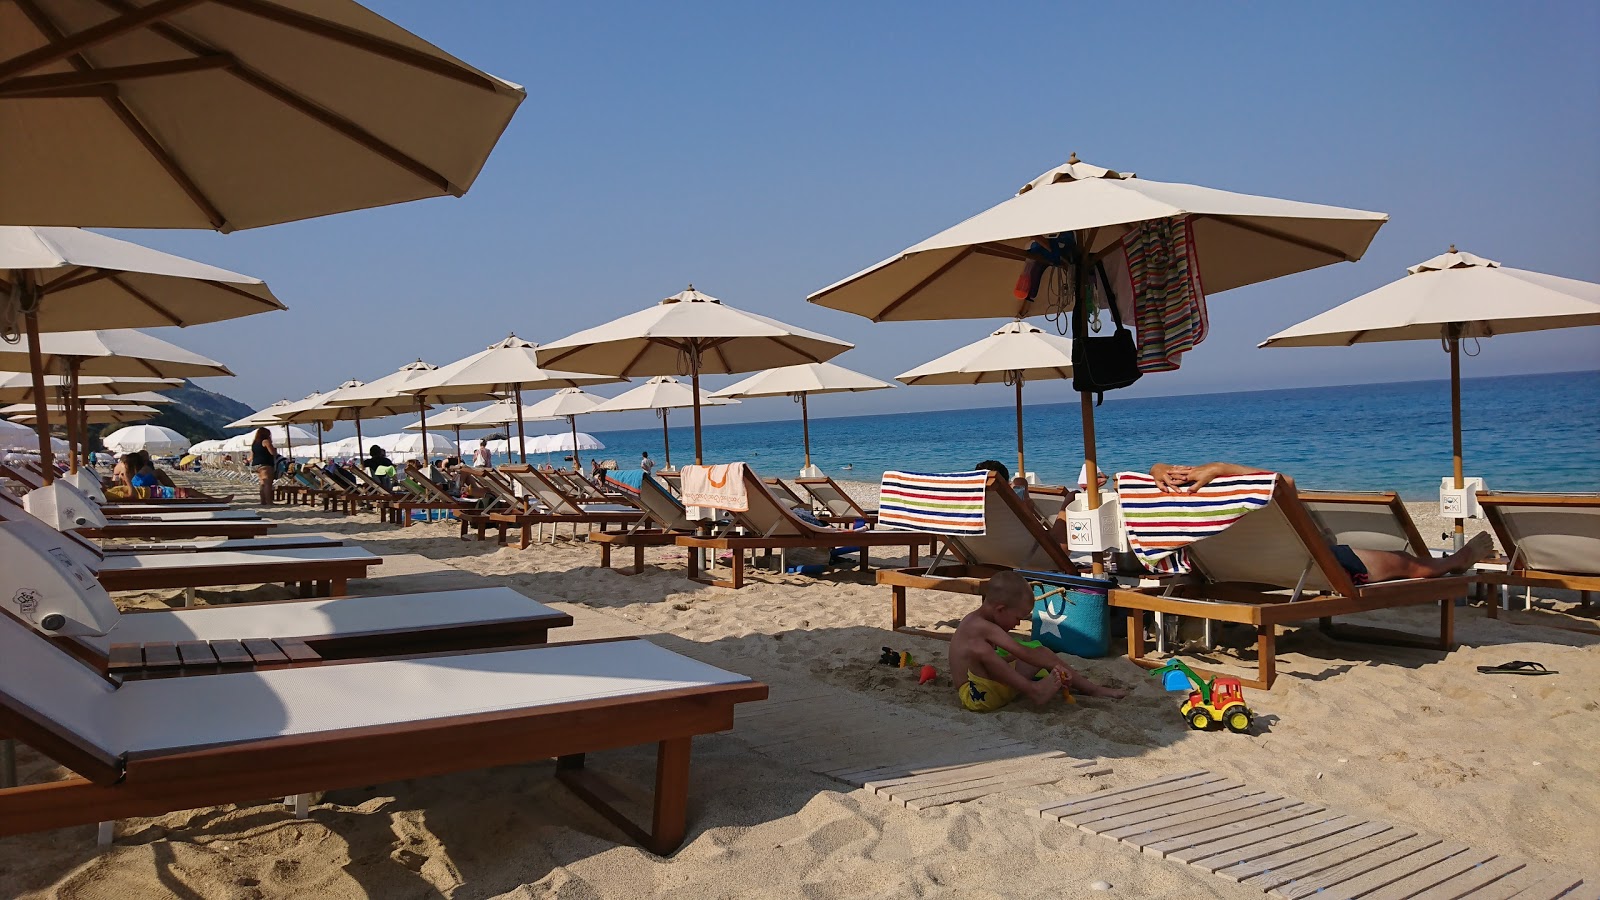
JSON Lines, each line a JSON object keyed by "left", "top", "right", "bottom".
{"left": 418, "top": 399, "right": 428, "bottom": 464}
{"left": 569, "top": 415, "right": 581, "bottom": 472}
{"left": 1014, "top": 377, "right": 1025, "bottom": 479}
{"left": 1449, "top": 333, "right": 1465, "bottom": 550}
{"left": 316, "top": 420, "right": 324, "bottom": 461}
{"left": 660, "top": 409, "right": 671, "bottom": 469}
{"left": 515, "top": 385, "right": 528, "bottom": 463}
{"left": 690, "top": 345, "right": 704, "bottom": 465}
{"left": 800, "top": 392, "right": 812, "bottom": 469}
{"left": 354, "top": 414, "right": 363, "bottom": 456}
{"left": 65, "top": 357, "right": 81, "bottom": 474}
{"left": 1080, "top": 390, "right": 1104, "bottom": 576}
{"left": 23, "top": 294, "right": 56, "bottom": 482}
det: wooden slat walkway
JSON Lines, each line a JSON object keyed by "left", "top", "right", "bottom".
{"left": 1034, "top": 771, "right": 1589, "bottom": 899}
{"left": 730, "top": 686, "right": 1107, "bottom": 809}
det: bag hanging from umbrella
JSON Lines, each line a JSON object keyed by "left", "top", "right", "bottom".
{"left": 1070, "top": 255, "right": 1142, "bottom": 404}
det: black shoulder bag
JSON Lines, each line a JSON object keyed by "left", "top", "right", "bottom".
{"left": 1071, "top": 259, "right": 1141, "bottom": 405}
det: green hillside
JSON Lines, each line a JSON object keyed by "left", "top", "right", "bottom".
{"left": 86, "top": 380, "right": 256, "bottom": 449}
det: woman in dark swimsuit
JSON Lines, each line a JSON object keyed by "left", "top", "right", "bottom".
{"left": 251, "top": 427, "right": 278, "bottom": 505}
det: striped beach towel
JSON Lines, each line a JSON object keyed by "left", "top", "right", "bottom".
{"left": 1117, "top": 471, "right": 1277, "bottom": 574}
{"left": 877, "top": 470, "right": 988, "bottom": 535}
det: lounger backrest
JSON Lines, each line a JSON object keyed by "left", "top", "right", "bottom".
{"left": 1479, "top": 492, "right": 1600, "bottom": 575}
{"left": 557, "top": 471, "right": 609, "bottom": 502}
{"left": 0, "top": 609, "right": 123, "bottom": 776}
{"left": 732, "top": 467, "right": 811, "bottom": 537}
{"left": 501, "top": 467, "right": 576, "bottom": 514}
{"left": 658, "top": 471, "right": 682, "bottom": 496}
{"left": 941, "top": 475, "right": 1072, "bottom": 572}
{"left": 1184, "top": 483, "right": 1352, "bottom": 595}
{"left": 1301, "top": 491, "right": 1424, "bottom": 555}
{"left": 763, "top": 478, "right": 809, "bottom": 510}
{"left": 637, "top": 474, "right": 693, "bottom": 531}
{"left": 0, "top": 462, "right": 44, "bottom": 490}
{"left": 796, "top": 477, "right": 868, "bottom": 518}
{"left": 1026, "top": 485, "right": 1069, "bottom": 524}
{"left": 348, "top": 466, "right": 396, "bottom": 496}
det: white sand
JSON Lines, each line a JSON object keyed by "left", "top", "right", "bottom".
{"left": 3, "top": 471, "right": 1596, "bottom": 899}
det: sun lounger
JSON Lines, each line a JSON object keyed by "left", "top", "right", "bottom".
{"left": 95, "top": 546, "right": 382, "bottom": 598}
{"left": 1109, "top": 479, "right": 1469, "bottom": 689}
{"left": 491, "top": 466, "right": 643, "bottom": 549}
{"left": 591, "top": 473, "right": 728, "bottom": 575}
{"left": 81, "top": 518, "right": 274, "bottom": 540}
{"left": 1476, "top": 491, "right": 1600, "bottom": 620}
{"left": 675, "top": 466, "right": 935, "bottom": 590}
{"left": 456, "top": 466, "right": 520, "bottom": 542}
{"left": 100, "top": 535, "right": 347, "bottom": 554}
{"left": 876, "top": 472, "right": 1076, "bottom": 637}
{"left": 390, "top": 468, "right": 476, "bottom": 528}
{"left": 0, "top": 612, "right": 766, "bottom": 854}
{"left": 102, "top": 508, "right": 262, "bottom": 522}
{"left": 795, "top": 475, "right": 879, "bottom": 524}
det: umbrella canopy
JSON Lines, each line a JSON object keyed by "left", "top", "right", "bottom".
{"left": 323, "top": 360, "right": 444, "bottom": 462}
{"left": 533, "top": 432, "right": 604, "bottom": 453}
{"left": 1261, "top": 248, "right": 1600, "bottom": 545}
{"left": 895, "top": 322, "right": 1075, "bottom": 478}
{"left": 588, "top": 375, "right": 735, "bottom": 471}
{"left": 0, "top": 1, "right": 525, "bottom": 232}
{"left": 808, "top": 156, "right": 1389, "bottom": 322}
{"left": 458, "top": 397, "right": 521, "bottom": 427}
{"left": 383, "top": 431, "right": 456, "bottom": 462}
{"left": 0, "top": 372, "right": 181, "bottom": 403}
{"left": 0, "top": 416, "right": 66, "bottom": 452}
{"left": 403, "top": 405, "right": 482, "bottom": 430}
{"left": 518, "top": 387, "right": 606, "bottom": 470}
{"left": 537, "top": 286, "right": 854, "bottom": 463}
{"left": 227, "top": 398, "right": 294, "bottom": 429}
{"left": 103, "top": 424, "right": 189, "bottom": 455}
{"left": 6, "top": 402, "right": 157, "bottom": 424}
{"left": 405, "top": 334, "right": 622, "bottom": 463}
{"left": 805, "top": 155, "right": 1388, "bottom": 569}
{"left": 269, "top": 378, "right": 413, "bottom": 456}
{"left": 712, "top": 361, "right": 892, "bottom": 474}
{"left": 227, "top": 422, "right": 316, "bottom": 450}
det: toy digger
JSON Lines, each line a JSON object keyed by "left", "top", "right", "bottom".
{"left": 1150, "top": 659, "right": 1254, "bottom": 733}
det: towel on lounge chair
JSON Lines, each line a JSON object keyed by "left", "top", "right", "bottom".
{"left": 681, "top": 463, "right": 748, "bottom": 512}
{"left": 603, "top": 469, "right": 645, "bottom": 497}
{"left": 1117, "top": 471, "right": 1276, "bottom": 573}
{"left": 877, "top": 470, "right": 987, "bottom": 535}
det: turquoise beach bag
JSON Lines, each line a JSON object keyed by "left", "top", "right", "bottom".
{"left": 1019, "top": 571, "right": 1113, "bottom": 659}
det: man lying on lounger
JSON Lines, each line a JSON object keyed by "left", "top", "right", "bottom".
{"left": 1149, "top": 462, "right": 1495, "bottom": 584}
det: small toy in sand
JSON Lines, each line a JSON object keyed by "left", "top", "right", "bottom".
{"left": 879, "top": 647, "right": 915, "bottom": 668}
{"left": 918, "top": 664, "right": 937, "bottom": 685}
{"left": 1150, "top": 659, "right": 1253, "bottom": 733}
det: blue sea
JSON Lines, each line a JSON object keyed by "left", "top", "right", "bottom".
{"left": 502, "top": 371, "right": 1600, "bottom": 499}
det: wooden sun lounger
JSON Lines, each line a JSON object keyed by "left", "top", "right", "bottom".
{"left": 456, "top": 466, "right": 519, "bottom": 543}
{"left": 796, "top": 475, "right": 879, "bottom": 524}
{"left": 100, "top": 535, "right": 347, "bottom": 554}
{"left": 1110, "top": 480, "right": 1469, "bottom": 690}
{"left": 490, "top": 466, "right": 643, "bottom": 549}
{"left": 0, "top": 617, "right": 767, "bottom": 854}
{"left": 390, "top": 468, "right": 476, "bottom": 528}
{"left": 675, "top": 466, "right": 934, "bottom": 590}
{"left": 1475, "top": 491, "right": 1600, "bottom": 624}
{"left": 96, "top": 546, "right": 382, "bottom": 598}
{"left": 876, "top": 472, "right": 1076, "bottom": 638}
{"left": 80, "top": 519, "right": 274, "bottom": 540}
{"left": 590, "top": 473, "right": 725, "bottom": 576}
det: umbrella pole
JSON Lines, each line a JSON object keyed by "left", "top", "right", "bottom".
{"left": 21, "top": 284, "right": 55, "bottom": 482}
{"left": 801, "top": 392, "right": 812, "bottom": 470}
{"left": 570, "top": 415, "right": 581, "bottom": 472}
{"left": 316, "top": 421, "right": 324, "bottom": 461}
{"left": 690, "top": 347, "right": 704, "bottom": 465}
{"left": 1449, "top": 334, "right": 1465, "bottom": 551}
{"left": 1080, "top": 391, "right": 1104, "bottom": 576}
{"left": 1014, "top": 378, "right": 1025, "bottom": 480}
{"left": 515, "top": 386, "right": 527, "bottom": 464}
{"left": 419, "top": 400, "right": 429, "bottom": 464}
{"left": 65, "top": 358, "right": 82, "bottom": 474}
{"left": 661, "top": 409, "right": 672, "bottom": 469}
{"left": 355, "top": 414, "right": 363, "bottom": 457}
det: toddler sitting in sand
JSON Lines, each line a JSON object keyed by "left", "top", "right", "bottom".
{"left": 949, "top": 572, "right": 1128, "bottom": 712}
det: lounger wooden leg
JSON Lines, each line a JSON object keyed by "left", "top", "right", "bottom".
{"left": 520, "top": 524, "right": 531, "bottom": 550}
{"left": 687, "top": 547, "right": 701, "bottom": 581}
{"left": 330, "top": 577, "right": 346, "bottom": 598}
{"left": 858, "top": 546, "right": 869, "bottom": 573}
{"left": 1439, "top": 597, "right": 1455, "bottom": 649}
{"left": 632, "top": 544, "right": 645, "bottom": 575}
{"left": 891, "top": 585, "right": 906, "bottom": 632}
{"left": 1125, "top": 610, "right": 1145, "bottom": 664}
{"left": 1256, "top": 626, "right": 1276, "bottom": 690}
{"left": 554, "top": 737, "right": 692, "bottom": 856}
{"left": 600, "top": 543, "right": 613, "bottom": 569}
{"left": 730, "top": 553, "right": 744, "bottom": 589}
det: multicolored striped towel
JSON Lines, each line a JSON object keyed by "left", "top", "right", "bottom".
{"left": 1117, "top": 471, "right": 1277, "bottom": 574}
{"left": 878, "top": 470, "right": 988, "bottom": 535}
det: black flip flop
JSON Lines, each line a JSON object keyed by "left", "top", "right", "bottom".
{"left": 1476, "top": 660, "right": 1557, "bottom": 675}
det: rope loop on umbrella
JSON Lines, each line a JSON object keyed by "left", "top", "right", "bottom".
{"left": 1, "top": 276, "right": 26, "bottom": 344}
{"left": 1003, "top": 369, "right": 1026, "bottom": 388}
{"left": 1463, "top": 336, "right": 1482, "bottom": 357}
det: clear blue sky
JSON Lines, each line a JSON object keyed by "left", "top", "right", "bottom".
{"left": 110, "top": 1, "right": 1599, "bottom": 435}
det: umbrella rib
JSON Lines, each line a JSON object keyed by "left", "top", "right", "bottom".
{"left": 766, "top": 336, "right": 824, "bottom": 364}
{"left": 211, "top": 0, "right": 507, "bottom": 92}
{"left": 202, "top": 278, "right": 284, "bottom": 311}
{"left": 620, "top": 342, "right": 654, "bottom": 377}
{"left": 0, "top": 0, "right": 205, "bottom": 82}
{"left": 88, "top": 0, "right": 460, "bottom": 195}
{"left": 875, "top": 246, "right": 974, "bottom": 322}
{"left": 105, "top": 274, "right": 185, "bottom": 326}
{"left": 1200, "top": 214, "right": 1356, "bottom": 262}
{"left": 971, "top": 242, "right": 1031, "bottom": 262}
{"left": 0, "top": 55, "right": 233, "bottom": 95}
{"left": 10, "top": 0, "right": 231, "bottom": 230}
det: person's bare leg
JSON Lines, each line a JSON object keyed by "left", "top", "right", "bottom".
{"left": 1351, "top": 533, "right": 1493, "bottom": 582}
{"left": 1013, "top": 654, "right": 1127, "bottom": 699}
{"left": 974, "top": 651, "right": 1057, "bottom": 705}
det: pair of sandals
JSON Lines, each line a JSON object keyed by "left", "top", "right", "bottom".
{"left": 1476, "top": 660, "right": 1557, "bottom": 675}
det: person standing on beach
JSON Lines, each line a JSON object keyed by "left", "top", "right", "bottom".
{"left": 473, "top": 442, "right": 492, "bottom": 469}
{"left": 640, "top": 450, "right": 655, "bottom": 474}
{"left": 251, "top": 427, "right": 278, "bottom": 506}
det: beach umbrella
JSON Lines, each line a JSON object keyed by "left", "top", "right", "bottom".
{"left": 375, "top": 431, "right": 455, "bottom": 463}
{"left": 95, "top": 390, "right": 175, "bottom": 406}
{"left": 6, "top": 402, "right": 158, "bottom": 424}
{"left": 0, "top": 1, "right": 525, "bottom": 232}
{"left": 1261, "top": 247, "right": 1600, "bottom": 547}
{"left": 458, "top": 397, "right": 522, "bottom": 428}
{"left": 404, "top": 334, "right": 621, "bottom": 463}
{"left": 588, "top": 376, "right": 736, "bottom": 472}
{"left": 711, "top": 362, "right": 891, "bottom": 476}
{"left": 806, "top": 155, "right": 1387, "bottom": 568}
{"left": 537, "top": 286, "right": 853, "bottom": 464}
{"left": 894, "top": 322, "right": 1075, "bottom": 479}
{"left": 517, "top": 387, "right": 606, "bottom": 471}
{"left": 227, "top": 398, "right": 293, "bottom": 429}
{"left": 0, "top": 327, "right": 234, "bottom": 476}
{"left": 403, "top": 405, "right": 491, "bottom": 450}
{"left": 0, "top": 227, "right": 275, "bottom": 478}
{"left": 270, "top": 378, "right": 414, "bottom": 461}
{"left": 0, "top": 415, "right": 65, "bottom": 453}
{"left": 102, "top": 424, "right": 189, "bottom": 455}
{"left": 0, "top": 373, "right": 181, "bottom": 403}
{"left": 323, "top": 359, "right": 444, "bottom": 460}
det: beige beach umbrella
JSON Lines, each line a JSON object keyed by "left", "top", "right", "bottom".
{"left": 458, "top": 397, "right": 521, "bottom": 427}
{"left": 0, "top": 372, "right": 181, "bottom": 403}
{"left": 5, "top": 402, "right": 157, "bottom": 424}
{"left": 0, "top": 0, "right": 525, "bottom": 232}
{"left": 404, "top": 334, "right": 623, "bottom": 464}
{"left": 227, "top": 397, "right": 305, "bottom": 458}
{"left": 0, "top": 226, "right": 276, "bottom": 478}
{"left": 1261, "top": 247, "right": 1600, "bottom": 546}
{"left": 403, "top": 405, "right": 490, "bottom": 451}
{"left": 537, "top": 286, "right": 853, "bottom": 464}
{"left": 895, "top": 322, "right": 1075, "bottom": 479}
{"left": 806, "top": 155, "right": 1388, "bottom": 567}
{"left": 323, "top": 359, "right": 446, "bottom": 460}
{"left": 589, "top": 376, "right": 736, "bottom": 472}
{"left": 517, "top": 387, "right": 607, "bottom": 471}
{"left": 711, "top": 362, "right": 891, "bottom": 476}
{"left": 270, "top": 379, "right": 413, "bottom": 461}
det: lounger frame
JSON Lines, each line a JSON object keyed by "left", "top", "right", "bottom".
{"left": 1475, "top": 492, "right": 1600, "bottom": 627}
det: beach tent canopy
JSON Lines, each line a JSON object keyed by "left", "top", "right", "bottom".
{"left": 808, "top": 157, "right": 1389, "bottom": 322}
{"left": 0, "top": 0, "right": 526, "bottom": 232}
{"left": 103, "top": 424, "right": 189, "bottom": 456}
{"left": 537, "top": 286, "right": 853, "bottom": 464}
{"left": 712, "top": 362, "right": 891, "bottom": 474}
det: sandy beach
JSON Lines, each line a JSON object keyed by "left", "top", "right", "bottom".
{"left": 3, "top": 472, "right": 1596, "bottom": 900}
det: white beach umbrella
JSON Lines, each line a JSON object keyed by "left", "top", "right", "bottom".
{"left": 712, "top": 362, "right": 891, "bottom": 475}
{"left": 402, "top": 404, "right": 493, "bottom": 451}
{"left": 589, "top": 376, "right": 736, "bottom": 472}
{"left": 537, "top": 286, "right": 853, "bottom": 464}
{"left": 323, "top": 360, "right": 448, "bottom": 461}
{"left": 96, "top": 391, "right": 175, "bottom": 406}
{"left": 805, "top": 155, "right": 1388, "bottom": 565}
{"left": 1261, "top": 248, "right": 1600, "bottom": 545}
{"left": 0, "top": 416, "right": 64, "bottom": 453}
{"left": 404, "top": 334, "right": 622, "bottom": 463}
{"left": 385, "top": 431, "right": 456, "bottom": 463}
{"left": 517, "top": 387, "right": 607, "bottom": 470}
{"left": 0, "top": 1, "right": 525, "bottom": 232}
{"left": 896, "top": 322, "right": 1076, "bottom": 477}
{"left": 102, "top": 424, "right": 189, "bottom": 456}
{"left": 227, "top": 399, "right": 294, "bottom": 430}
{"left": 271, "top": 378, "right": 415, "bottom": 459}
